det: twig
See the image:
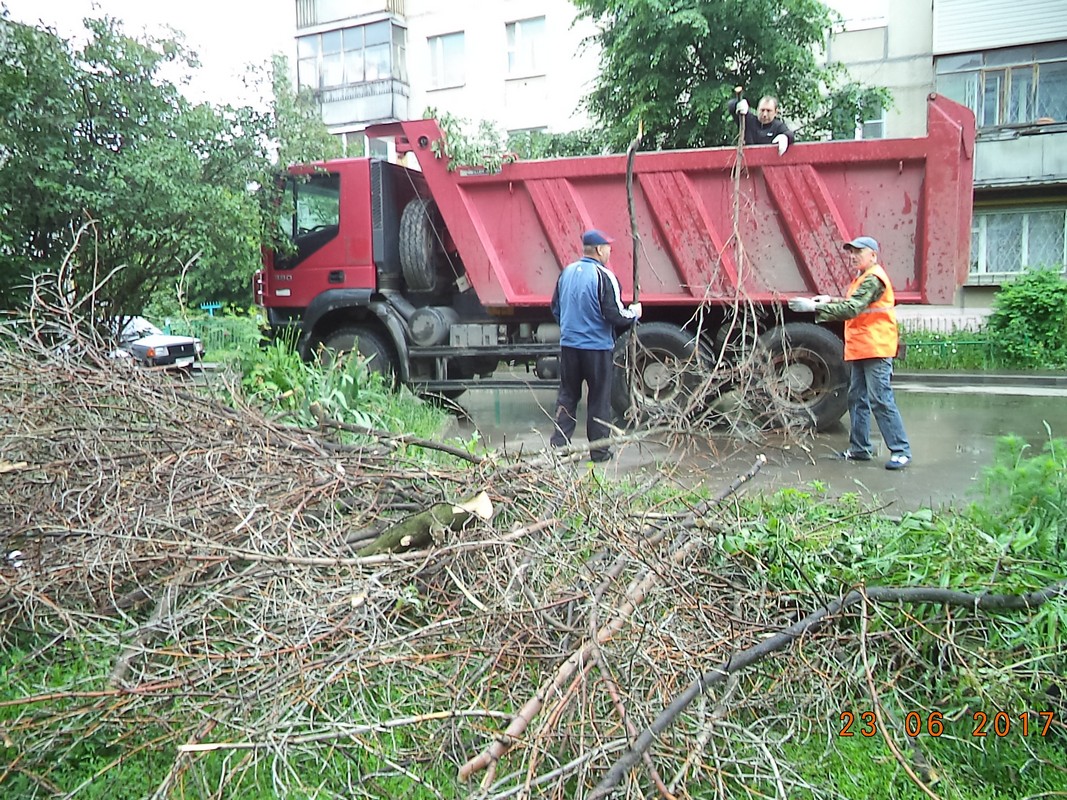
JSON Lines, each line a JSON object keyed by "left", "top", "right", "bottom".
{"left": 859, "top": 591, "right": 942, "bottom": 800}
{"left": 589, "top": 580, "right": 1067, "bottom": 798}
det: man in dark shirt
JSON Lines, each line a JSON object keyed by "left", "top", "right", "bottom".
{"left": 726, "top": 95, "right": 795, "bottom": 155}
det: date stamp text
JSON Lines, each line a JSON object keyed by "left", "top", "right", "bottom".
{"left": 839, "top": 710, "right": 1056, "bottom": 738}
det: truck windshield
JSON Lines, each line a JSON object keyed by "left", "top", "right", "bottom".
{"left": 275, "top": 172, "right": 341, "bottom": 269}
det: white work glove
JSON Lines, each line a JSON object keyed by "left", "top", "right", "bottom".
{"left": 736, "top": 98, "right": 749, "bottom": 115}
{"left": 788, "top": 297, "right": 817, "bottom": 313}
{"left": 813, "top": 295, "right": 832, "bottom": 304}
{"left": 628, "top": 302, "right": 643, "bottom": 319}
{"left": 773, "top": 133, "right": 789, "bottom": 156}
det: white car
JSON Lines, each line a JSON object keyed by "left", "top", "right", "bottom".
{"left": 115, "top": 317, "right": 204, "bottom": 369}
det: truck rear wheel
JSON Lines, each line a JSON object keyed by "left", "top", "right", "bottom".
{"left": 754, "top": 322, "right": 847, "bottom": 430}
{"left": 399, "top": 198, "right": 444, "bottom": 293}
{"left": 611, "top": 323, "right": 703, "bottom": 422}
{"left": 318, "top": 326, "right": 398, "bottom": 384}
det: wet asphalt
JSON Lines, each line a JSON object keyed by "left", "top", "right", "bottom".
{"left": 453, "top": 373, "right": 1067, "bottom": 514}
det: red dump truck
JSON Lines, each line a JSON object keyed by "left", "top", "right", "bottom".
{"left": 254, "top": 94, "right": 975, "bottom": 429}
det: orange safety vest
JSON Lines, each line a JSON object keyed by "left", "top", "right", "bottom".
{"left": 844, "top": 263, "right": 898, "bottom": 361}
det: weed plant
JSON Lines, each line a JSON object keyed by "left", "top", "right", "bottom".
{"left": 693, "top": 436, "right": 1067, "bottom": 799}
{"left": 238, "top": 339, "right": 450, "bottom": 443}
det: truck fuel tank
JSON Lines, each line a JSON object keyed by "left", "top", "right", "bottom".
{"left": 409, "top": 306, "right": 459, "bottom": 347}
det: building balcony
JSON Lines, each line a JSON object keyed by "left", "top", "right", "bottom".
{"left": 317, "top": 78, "right": 410, "bottom": 128}
{"left": 296, "top": 0, "right": 405, "bottom": 29}
{"left": 974, "top": 121, "right": 1067, "bottom": 190}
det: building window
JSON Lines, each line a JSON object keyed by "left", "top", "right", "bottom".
{"left": 428, "top": 31, "right": 465, "bottom": 89}
{"left": 506, "top": 17, "right": 545, "bottom": 77}
{"left": 936, "top": 43, "right": 1067, "bottom": 129}
{"left": 970, "top": 206, "right": 1067, "bottom": 279}
{"left": 297, "top": 21, "right": 406, "bottom": 91}
{"left": 859, "top": 103, "right": 886, "bottom": 139}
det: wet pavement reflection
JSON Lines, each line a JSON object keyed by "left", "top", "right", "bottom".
{"left": 454, "top": 377, "right": 1067, "bottom": 514}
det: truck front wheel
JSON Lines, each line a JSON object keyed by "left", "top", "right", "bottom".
{"left": 611, "top": 323, "right": 703, "bottom": 422}
{"left": 754, "top": 322, "right": 848, "bottom": 430}
{"left": 316, "top": 326, "right": 398, "bottom": 384}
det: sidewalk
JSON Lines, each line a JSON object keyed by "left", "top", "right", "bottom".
{"left": 894, "top": 371, "right": 1067, "bottom": 389}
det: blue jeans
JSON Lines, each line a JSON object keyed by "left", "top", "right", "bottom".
{"left": 848, "top": 358, "right": 910, "bottom": 457}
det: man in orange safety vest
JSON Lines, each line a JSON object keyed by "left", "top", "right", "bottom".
{"left": 788, "top": 236, "right": 912, "bottom": 470}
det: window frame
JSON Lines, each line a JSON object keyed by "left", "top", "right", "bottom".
{"left": 936, "top": 44, "right": 1067, "bottom": 130}
{"left": 969, "top": 205, "right": 1067, "bottom": 282}
{"left": 296, "top": 21, "right": 405, "bottom": 91}
{"left": 506, "top": 16, "right": 546, "bottom": 78}
{"left": 428, "top": 30, "right": 466, "bottom": 90}
{"left": 859, "top": 102, "right": 886, "bottom": 139}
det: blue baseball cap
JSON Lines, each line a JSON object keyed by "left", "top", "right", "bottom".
{"left": 582, "top": 229, "right": 614, "bottom": 246}
{"left": 844, "top": 236, "right": 879, "bottom": 252}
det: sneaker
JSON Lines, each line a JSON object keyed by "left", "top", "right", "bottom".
{"left": 885, "top": 454, "right": 911, "bottom": 470}
{"left": 835, "top": 450, "right": 871, "bottom": 462}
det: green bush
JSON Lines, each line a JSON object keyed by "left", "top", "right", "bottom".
{"left": 985, "top": 267, "right": 1067, "bottom": 368}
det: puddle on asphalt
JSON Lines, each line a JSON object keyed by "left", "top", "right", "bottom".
{"left": 452, "top": 384, "right": 1067, "bottom": 514}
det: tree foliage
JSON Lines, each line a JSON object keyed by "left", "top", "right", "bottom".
{"left": 571, "top": 0, "right": 891, "bottom": 151}
{"left": 0, "top": 13, "right": 338, "bottom": 315}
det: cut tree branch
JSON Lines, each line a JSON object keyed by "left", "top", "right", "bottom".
{"left": 589, "top": 580, "right": 1067, "bottom": 798}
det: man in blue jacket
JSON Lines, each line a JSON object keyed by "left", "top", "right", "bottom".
{"left": 549, "top": 229, "right": 642, "bottom": 463}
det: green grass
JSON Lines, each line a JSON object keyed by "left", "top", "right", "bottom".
{"left": 776, "top": 732, "right": 1067, "bottom": 800}
{"left": 901, "top": 329, "right": 999, "bottom": 371}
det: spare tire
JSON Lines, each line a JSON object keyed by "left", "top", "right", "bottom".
{"left": 399, "top": 198, "right": 443, "bottom": 292}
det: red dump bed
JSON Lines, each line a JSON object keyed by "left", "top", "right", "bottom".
{"left": 369, "top": 94, "right": 974, "bottom": 308}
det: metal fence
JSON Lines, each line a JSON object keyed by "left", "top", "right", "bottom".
{"left": 162, "top": 317, "right": 261, "bottom": 356}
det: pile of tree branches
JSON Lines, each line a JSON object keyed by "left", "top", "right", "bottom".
{"left": 0, "top": 306, "right": 1063, "bottom": 800}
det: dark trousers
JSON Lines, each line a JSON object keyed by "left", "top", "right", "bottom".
{"left": 550, "top": 346, "right": 613, "bottom": 460}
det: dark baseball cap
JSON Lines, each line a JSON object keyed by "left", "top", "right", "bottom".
{"left": 582, "top": 229, "right": 614, "bottom": 246}
{"left": 844, "top": 236, "right": 879, "bottom": 252}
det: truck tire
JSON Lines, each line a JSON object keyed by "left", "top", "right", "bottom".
{"left": 611, "top": 323, "right": 703, "bottom": 422}
{"left": 399, "top": 198, "right": 443, "bottom": 293}
{"left": 318, "top": 326, "right": 398, "bottom": 384}
{"left": 754, "top": 322, "right": 848, "bottom": 430}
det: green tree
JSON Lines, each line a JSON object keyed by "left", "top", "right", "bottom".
{"left": 0, "top": 14, "right": 338, "bottom": 315}
{"left": 571, "top": 0, "right": 891, "bottom": 151}
{"left": 507, "top": 127, "right": 613, "bottom": 159}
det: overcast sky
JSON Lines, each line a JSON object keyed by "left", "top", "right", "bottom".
{"left": 4, "top": 0, "right": 885, "bottom": 106}
{"left": 2, "top": 0, "right": 296, "bottom": 106}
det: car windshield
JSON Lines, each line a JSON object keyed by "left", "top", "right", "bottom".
{"left": 118, "top": 316, "right": 164, "bottom": 342}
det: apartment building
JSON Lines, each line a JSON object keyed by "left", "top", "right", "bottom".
{"left": 827, "top": 0, "right": 1067, "bottom": 305}
{"left": 293, "top": 0, "right": 1066, "bottom": 306}
{"left": 292, "top": 0, "right": 600, "bottom": 154}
